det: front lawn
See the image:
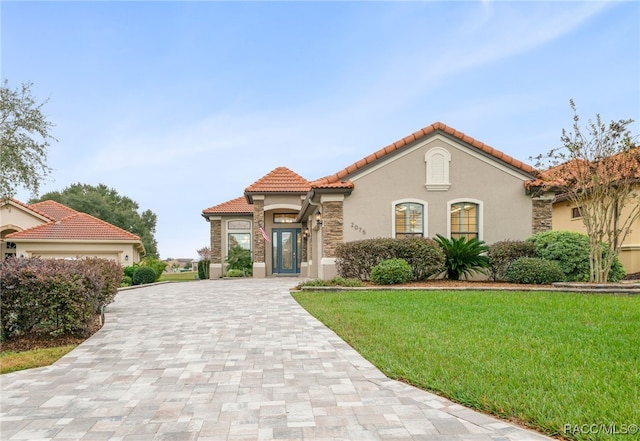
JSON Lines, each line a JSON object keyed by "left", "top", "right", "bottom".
{"left": 293, "top": 290, "right": 640, "bottom": 441}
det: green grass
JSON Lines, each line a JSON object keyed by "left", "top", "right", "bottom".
{"left": 293, "top": 290, "right": 640, "bottom": 441}
{"left": 159, "top": 271, "right": 199, "bottom": 282}
{"left": 1, "top": 345, "right": 77, "bottom": 374}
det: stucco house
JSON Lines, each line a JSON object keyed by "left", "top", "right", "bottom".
{"left": 1, "top": 199, "right": 145, "bottom": 264}
{"left": 203, "top": 122, "right": 556, "bottom": 279}
{"left": 527, "top": 148, "right": 640, "bottom": 274}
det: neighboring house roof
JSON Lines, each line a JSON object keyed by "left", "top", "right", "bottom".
{"left": 202, "top": 196, "right": 253, "bottom": 216}
{"left": 245, "top": 166, "right": 311, "bottom": 194}
{"left": 1, "top": 198, "right": 55, "bottom": 222}
{"left": 312, "top": 121, "right": 537, "bottom": 188}
{"left": 30, "top": 200, "right": 79, "bottom": 221}
{"left": 6, "top": 212, "right": 141, "bottom": 241}
{"left": 525, "top": 147, "right": 640, "bottom": 192}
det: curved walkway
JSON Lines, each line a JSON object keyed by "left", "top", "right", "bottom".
{"left": 1, "top": 279, "right": 551, "bottom": 441}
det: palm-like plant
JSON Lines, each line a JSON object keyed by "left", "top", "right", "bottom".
{"left": 434, "top": 234, "right": 490, "bottom": 280}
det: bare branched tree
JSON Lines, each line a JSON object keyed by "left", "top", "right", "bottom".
{"left": 534, "top": 100, "right": 639, "bottom": 283}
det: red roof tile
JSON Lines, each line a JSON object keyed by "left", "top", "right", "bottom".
{"left": 312, "top": 122, "right": 536, "bottom": 187}
{"left": 245, "top": 167, "right": 311, "bottom": 193}
{"left": 7, "top": 212, "right": 141, "bottom": 241}
{"left": 202, "top": 196, "right": 253, "bottom": 215}
{"left": 30, "top": 200, "right": 79, "bottom": 221}
{"left": 1, "top": 198, "right": 55, "bottom": 222}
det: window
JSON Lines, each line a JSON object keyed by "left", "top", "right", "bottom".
{"left": 228, "top": 233, "right": 251, "bottom": 250}
{"left": 227, "top": 219, "right": 251, "bottom": 251}
{"left": 395, "top": 202, "right": 424, "bottom": 238}
{"left": 273, "top": 213, "right": 297, "bottom": 223}
{"left": 450, "top": 202, "right": 479, "bottom": 240}
{"left": 571, "top": 207, "right": 582, "bottom": 219}
{"left": 425, "top": 147, "right": 451, "bottom": 191}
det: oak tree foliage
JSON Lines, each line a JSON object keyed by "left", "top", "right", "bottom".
{"left": 0, "top": 80, "right": 57, "bottom": 200}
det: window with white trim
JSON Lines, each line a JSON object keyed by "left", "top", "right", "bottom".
{"left": 227, "top": 220, "right": 252, "bottom": 251}
{"left": 425, "top": 147, "right": 451, "bottom": 191}
{"left": 449, "top": 201, "right": 480, "bottom": 240}
{"left": 394, "top": 202, "right": 424, "bottom": 238}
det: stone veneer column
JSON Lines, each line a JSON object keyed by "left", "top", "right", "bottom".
{"left": 320, "top": 198, "right": 344, "bottom": 279}
{"left": 209, "top": 217, "right": 222, "bottom": 279}
{"left": 252, "top": 197, "right": 266, "bottom": 278}
{"left": 531, "top": 193, "right": 555, "bottom": 234}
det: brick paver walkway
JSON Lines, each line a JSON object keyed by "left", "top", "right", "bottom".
{"left": 1, "top": 279, "right": 552, "bottom": 440}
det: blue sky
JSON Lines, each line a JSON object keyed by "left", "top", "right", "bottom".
{"left": 2, "top": 0, "right": 639, "bottom": 259}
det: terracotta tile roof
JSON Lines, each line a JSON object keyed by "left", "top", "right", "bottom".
{"left": 1, "top": 198, "right": 55, "bottom": 222}
{"left": 245, "top": 167, "right": 311, "bottom": 193}
{"left": 6, "top": 212, "right": 141, "bottom": 241}
{"left": 312, "top": 122, "right": 536, "bottom": 187}
{"left": 202, "top": 196, "right": 253, "bottom": 215}
{"left": 525, "top": 147, "right": 640, "bottom": 191}
{"left": 30, "top": 200, "right": 79, "bottom": 221}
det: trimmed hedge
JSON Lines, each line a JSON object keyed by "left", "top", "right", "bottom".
{"left": 336, "top": 238, "right": 445, "bottom": 281}
{"left": 487, "top": 240, "right": 537, "bottom": 281}
{"left": 505, "top": 257, "right": 564, "bottom": 285}
{"left": 132, "top": 266, "right": 157, "bottom": 285}
{"left": 528, "top": 231, "right": 625, "bottom": 282}
{"left": 1, "top": 257, "right": 122, "bottom": 339}
{"left": 371, "top": 259, "right": 413, "bottom": 285}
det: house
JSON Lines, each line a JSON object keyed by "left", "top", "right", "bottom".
{"left": 526, "top": 148, "right": 640, "bottom": 274}
{"left": 1, "top": 199, "right": 145, "bottom": 264}
{"left": 202, "top": 122, "right": 550, "bottom": 279}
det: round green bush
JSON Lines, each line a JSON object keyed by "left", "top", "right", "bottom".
{"left": 132, "top": 266, "right": 157, "bottom": 285}
{"left": 371, "top": 258, "right": 413, "bottom": 285}
{"left": 505, "top": 257, "right": 564, "bottom": 285}
{"left": 528, "top": 231, "right": 625, "bottom": 282}
{"left": 226, "top": 269, "right": 244, "bottom": 277}
{"left": 120, "top": 275, "right": 133, "bottom": 287}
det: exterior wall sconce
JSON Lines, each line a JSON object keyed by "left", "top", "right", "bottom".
{"left": 125, "top": 255, "right": 129, "bottom": 261}
{"left": 315, "top": 212, "right": 323, "bottom": 227}
{"left": 303, "top": 228, "right": 310, "bottom": 239}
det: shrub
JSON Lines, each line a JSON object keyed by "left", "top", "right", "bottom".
{"left": 487, "top": 240, "right": 537, "bottom": 281}
{"left": 371, "top": 259, "right": 413, "bottom": 285}
{"left": 336, "top": 238, "right": 444, "bottom": 281}
{"left": 225, "top": 245, "right": 252, "bottom": 272}
{"left": 132, "top": 266, "right": 157, "bottom": 285}
{"left": 296, "top": 277, "right": 365, "bottom": 289}
{"left": 434, "top": 234, "right": 490, "bottom": 280}
{"left": 197, "top": 260, "right": 210, "bottom": 280}
{"left": 505, "top": 257, "right": 564, "bottom": 285}
{"left": 226, "top": 269, "right": 245, "bottom": 277}
{"left": 123, "top": 265, "right": 137, "bottom": 278}
{"left": 0, "top": 257, "right": 122, "bottom": 340}
{"left": 528, "top": 231, "right": 625, "bottom": 282}
{"left": 141, "top": 258, "right": 167, "bottom": 282}
{"left": 121, "top": 275, "right": 133, "bottom": 286}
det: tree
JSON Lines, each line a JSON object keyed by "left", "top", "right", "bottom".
{"left": 533, "top": 100, "right": 639, "bottom": 283}
{"left": 31, "top": 183, "right": 159, "bottom": 258}
{"left": 0, "top": 80, "right": 57, "bottom": 200}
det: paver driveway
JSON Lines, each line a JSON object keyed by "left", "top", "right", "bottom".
{"left": 1, "top": 279, "right": 552, "bottom": 440}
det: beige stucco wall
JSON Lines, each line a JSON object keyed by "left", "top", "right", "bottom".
{"left": 13, "top": 240, "right": 141, "bottom": 265}
{"left": 553, "top": 198, "right": 640, "bottom": 274}
{"left": 1, "top": 203, "right": 50, "bottom": 258}
{"left": 342, "top": 135, "right": 533, "bottom": 245}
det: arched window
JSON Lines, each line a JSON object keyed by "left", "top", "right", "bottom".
{"left": 448, "top": 200, "right": 482, "bottom": 240}
{"left": 425, "top": 147, "right": 451, "bottom": 191}
{"left": 394, "top": 202, "right": 425, "bottom": 238}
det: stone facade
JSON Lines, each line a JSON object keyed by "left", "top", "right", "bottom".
{"left": 532, "top": 194, "right": 555, "bottom": 234}
{"left": 322, "top": 201, "right": 343, "bottom": 259}
{"left": 252, "top": 199, "right": 265, "bottom": 264}
{"left": 210, "top": 219, "right": 222, "bottom": 264}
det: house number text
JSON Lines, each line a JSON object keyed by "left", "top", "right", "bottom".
{"left": 350, "top": 222, "right": 366, "bottom": 235}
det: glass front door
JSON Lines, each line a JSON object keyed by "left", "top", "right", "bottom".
{"left": 272, "top": 228, "right": 301, "bottom": 274}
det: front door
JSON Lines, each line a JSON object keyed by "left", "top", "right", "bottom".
{"left": 272, "top": 228, "right": 301, "bottom": 274}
